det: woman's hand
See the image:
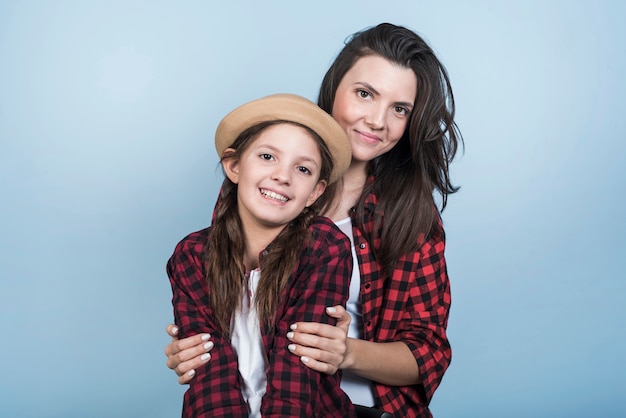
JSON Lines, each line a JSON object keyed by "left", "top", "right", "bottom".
{"left": 164, "top": 324, "right": 213, "bottom": 384}
{"left": 286, "top": 306, "right": 352, "bottom": 374}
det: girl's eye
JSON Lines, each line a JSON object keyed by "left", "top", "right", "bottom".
{"left": 297, "top": 166, "right": 312, "bottom": 175}
{"left": 260, "top": 153, "right": 273, "bottom": 161}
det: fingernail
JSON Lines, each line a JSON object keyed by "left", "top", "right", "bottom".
{"left": 286, "top": 332, "right": 294, "bottom": 339}
{"left": 200, "top": 353, "right": 211, "bottom": 361}
{"left": 172, "top": 326, "right": 178, "bottom": 334}
{"left": 326, "top": 307, "right": 336, "bottom": 313}
{"left": 288, "top": 344, "right": 296, "bottom": 351}
{"left": 290, "top": 323, "right": 297, "bottom": 330}
{"left": 187, "top": 369, "right": 195, "bottom": 377}
{"left": 204, "top": 342, "right": 214, "bottom": 350}
{"left": 201, "top": 334, "right": 211, "bottom": 341}
{"left": 301, "top": 356, "right": 310, "bottom": 364}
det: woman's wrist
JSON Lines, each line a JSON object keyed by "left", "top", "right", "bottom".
{"left": 340, "top": 336, "right": 359, "bottom": 371}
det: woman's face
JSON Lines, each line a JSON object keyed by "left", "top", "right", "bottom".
{"left": 331, "top": 55, "right": 417, "bottom": 165}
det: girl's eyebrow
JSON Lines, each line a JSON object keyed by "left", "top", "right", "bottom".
{"left": 255, "top": 143, "right": 279, "bottom": 153}
{"left": 292, "top": 154, "right": 321, "bottom": 168}
{"left": 355, "top": 81, "right": 414, "bottom": 110}
{"left": 255, "top": 143, "right": 320, "bottom": 167}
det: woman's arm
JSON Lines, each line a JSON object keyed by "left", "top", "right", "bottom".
{"left": 164, "top": 325, "right": 212, "bottom": 384}
{"left": 288, "top": 227, "right": 451, "bottom": 394}
{"left": 286, "top": 305, "right": 350, "bottom": 374}
{"left": 343, "top": 339, "right": 420, "bottom": 385}
{"left": 287, "top": 311, "right": 419, "bottom": 385}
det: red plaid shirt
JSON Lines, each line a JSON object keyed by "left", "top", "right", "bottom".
{"left": 167, "top": 216, "right": 356, "bottom": 417}
{"left": 354, "top": 177, "right": 452, "bottom": 418}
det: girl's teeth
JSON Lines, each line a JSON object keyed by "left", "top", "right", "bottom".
{"left": 262, "top": 190, "right": 288, "bottom": 202}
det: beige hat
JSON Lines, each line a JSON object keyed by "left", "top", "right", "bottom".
{"left": 215, "top": 94, "right": 351, "bottom": 184}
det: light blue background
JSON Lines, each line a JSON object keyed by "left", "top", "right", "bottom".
{"left": 1, "top": 1, "right": 624, "bottom": 417}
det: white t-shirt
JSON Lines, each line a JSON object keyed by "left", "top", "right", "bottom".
{"left": 230, "top": 269, "right": 266, "bottom": 417}
{"left": 230, "top": 218, "right": 375, "bottom": 412}
{"left": 335, "top": 217, "right": 376, "bottom": 407}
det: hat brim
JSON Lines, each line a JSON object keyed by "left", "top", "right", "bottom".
{"left": 215, "top": 94, "right": 351, "bottom": 184}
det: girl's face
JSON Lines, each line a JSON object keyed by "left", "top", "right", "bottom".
{"left": 331, "top": 55, "right": 417, "bottom": 165}
{"left": 223, "top": 123, "right": 327, "bottom": 236}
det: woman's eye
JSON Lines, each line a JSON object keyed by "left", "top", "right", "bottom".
{"left": 357, "top": 89, "right": 371, "bottom": 99}
{"left": 395, "top": 106, "right": 409, "bottom": 115}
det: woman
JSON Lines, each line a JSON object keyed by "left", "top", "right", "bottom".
{"left": 165, "top": 23, "right": 462, "bottom": 418}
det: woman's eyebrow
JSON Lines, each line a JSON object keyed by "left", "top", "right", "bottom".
{"left": 355, "top": 81, "right": 413, "bottom": 109}
{"left": 355, "top": 81, "right": 379, "bottom": 96}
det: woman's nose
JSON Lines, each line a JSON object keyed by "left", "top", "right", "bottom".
{"left": 364, "top": 104, "right": 385, "bottom": 129}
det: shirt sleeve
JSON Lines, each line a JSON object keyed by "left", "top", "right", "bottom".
{"left": 166, "top": 232, "right": 249, "bottom": 417}
{"left": 393, "top": 226, "right": 452, "bottom": 405}
{"left": 260, "top": 221, "right": 355, "bottom": 417}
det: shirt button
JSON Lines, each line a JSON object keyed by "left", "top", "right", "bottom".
{"left": 364, "top": 283, "right": 371, "bottom": 290}
{"left": 359, "top": 243, "right": 366, "bottom": 249}
{"left": 366, "top": 321, "right": 372, "bottom": 328}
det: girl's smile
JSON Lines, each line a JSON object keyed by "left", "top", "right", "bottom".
{"left": 223, "top": 123, "right": 327, "bottom": 237}
{"left": 259, "top": 188, "right": 289, "bottom": 203}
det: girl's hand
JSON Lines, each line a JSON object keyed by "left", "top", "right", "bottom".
{"left": 164, "top": 324, "right": 213, "bottom": 384}
{"left": 286, "top": 306, "right": 351, "bottom": 374}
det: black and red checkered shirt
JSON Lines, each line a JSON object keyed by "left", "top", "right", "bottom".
{"left": 354, "top": 177, "right": 452, "bottom": 418}
{"left": 167, "top": 216, "right": 356, "bottom": 417}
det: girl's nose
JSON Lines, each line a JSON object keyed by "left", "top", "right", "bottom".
{"left": 271, "top": 164, "right": 291, "bottom": 184}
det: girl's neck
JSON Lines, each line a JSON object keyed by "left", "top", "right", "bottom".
{"left": 241, "top": 225, "right": 280, "bottom": 272}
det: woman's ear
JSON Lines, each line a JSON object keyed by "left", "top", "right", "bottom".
{"left": 221, "top": 148, "right": 239, "bottom": 184}
{"left": 305, "top": 180, "right": 327, "bottom": 207}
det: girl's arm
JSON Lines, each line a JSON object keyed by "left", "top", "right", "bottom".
{"left": 260, "top": 220, "right": 355, "bottom": 417}
{"left": 167, "top": 231, "right": 248, "bottom": 417}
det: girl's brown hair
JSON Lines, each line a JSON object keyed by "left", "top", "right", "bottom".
{"left": 204, "top": 120, "right": 333, "bottom": 335}
{"left": 318, "top": 23, "right": 463, "bottom": 276}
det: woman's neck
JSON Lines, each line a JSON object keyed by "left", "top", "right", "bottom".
{"left": 324, "top": 162, "right": 368, "bottom": 222}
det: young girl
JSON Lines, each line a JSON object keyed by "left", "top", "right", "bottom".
{"left": 166, "top": 23, "right": 462, "bottom": 418}
{"left": 167, "top": 94, "right": 355, "bottom": 417}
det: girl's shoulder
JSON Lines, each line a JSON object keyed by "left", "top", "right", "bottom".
{"left": 172, "top": 226, "right": 211, "bottom": 255}
{"left": 308, "top": 215, "right": 340, "bottom": 233}
{"left": 307, "top": 216, "right": 350, "bottom": 249}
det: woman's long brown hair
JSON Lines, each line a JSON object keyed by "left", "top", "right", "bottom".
{"left": 318, "top": 23, "right": 463, "bottom": 276}
{"left": 204, "top": 120, "right": 333, "bottom": 336}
